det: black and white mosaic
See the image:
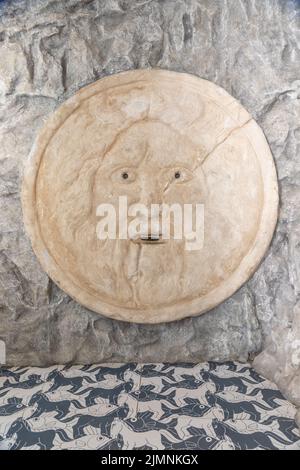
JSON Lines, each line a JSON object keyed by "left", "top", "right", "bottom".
{"left": 0, "top": 362, "right": 299, "bottom": 450}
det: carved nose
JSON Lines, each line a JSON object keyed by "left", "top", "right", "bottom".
{"left": 139, "top": 178, "right": 163, "bottom": 207}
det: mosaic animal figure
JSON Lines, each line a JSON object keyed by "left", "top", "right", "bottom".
{"left": 0, "top": 397, "right": 26, "bottom": 416}
{"left": 59, "top": 370, "right": 120, "bottom": 389}
{"left": 140, "top": 364, "right": 176, "bottom": 381}
{"left": 211, "top": 418, "right": 295, "bottom": 450}
{"left": 134, "top": 385, "right": 178, "bottom": 407}
{"left": 161, "top": 376, "right": 203, "bottom": 393}
{"left": 204, "top": 363, "right": 264, "bottom": 386}
{"left": 28, "top": 392, "right": 86, "bottom": 420}
{"left": 28, "top": 404, "right": 117, "bottom": 434}
{"left": 0, "top": 406, "right": 33, "bottom": 436}
{"left": 142, "top": 364, "right": 165, "bottom": 372}
{"left": 207, "top": 362, "right": 238, "bottom": 372}
{"left": 213, "top": 440, "right": 236, "bottom": 450}
{"left": 201, "top": 370, "right": 258, "bottom": 394}
{"left": 218, "top": 389, "right": 264, "bottom": 403}
{"left": 161, "top": 382, "right": 215, "bottom": 407}
{"left": 224, "top": 417, "right": 298, "bottom": 445}
{"left": 110, "top": 418, "right": 181, "bottom": 450}
{"left": 61, "top": 365, "right": 115, "bottom": 381}
{"left": 0, "top": 386, "right": 45, "bottom": 402}
{"left": 5, "top": 418, "right": 72, "bottom": 450}
{"left": 0, "top": 368, "right": 28, "bottom": 382}
{"left": 247, "top": 388, "right": 286, "bottom": 408}
{"left": 118, "top": 393, "right": 173, "bottom": 421}
{"left": 238, "top": 367, "right": 265, "bottom": 383}
{"left": 160, "top": 397, "right": 210, "bottom": 420}
{"left": 97, "top": 437, "right": 124, "bottom": 450}
{"left": 124, "top": 370, "right": 174, "bottom": 394}
{"left": 81, "top": 363, "right": 137, "bottom": 381}
{"left": 160, "top": 363, "right": 203, "bottom": 381}
{"left": 161, "top": 412, "right": 220, "bottom": 440}
{"left": 262, "top": 415, "right": 300, "bottom": 442}
{"left": 205, "top": 390, "right": 273, "bottom": 421}
{"left": 46, "top": 370, "right": 96, "bottom": 393}
{"left": 0, "top": 375, "right": 43, "bottom": 396}
{"left": 161, "top": 426, "right": 220, "bottom": 450}
{"left": 27, "top": 413, "right": 69, "bottom": 432}
{"left": 15, "top": 366, "right": 58, "bottom": 381}
{"left": 205, "top": 367, "right": 264, "bottom": 383}
{"left": 60, "top": 405, "right": 128, "bottom": 438}
{"left": 54, "top": 434, "right": 112, "bottom": 450}
{"left": 217, "top": 389, "right": 290, "bottom": 422}
{"left": 161, "top": 362, "right": 198, "bottom": 370}
{"left": 75, "top": 381, "right": 133, "bottom": 406}
{"left": 0, "top": 435, "right": 17, "bottom": 450}
{"left": 125, "top": 410, "right": 179, "bottom": 439}
{"left": 123, "top": 370, "right": 142, "bottom": 391}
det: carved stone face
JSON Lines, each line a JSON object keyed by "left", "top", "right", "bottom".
{"left": 22, "top": 70, "right": 278, "bottom": 323}
{"left": 93, "top": 120, "right": 206, "bottom": 240}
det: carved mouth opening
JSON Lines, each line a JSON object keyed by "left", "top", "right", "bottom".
{"left": 132, "top": 234, "right": 166, "bottom": 244}
{"left": 141, "top": 235, "right": 160, "bottom": 242}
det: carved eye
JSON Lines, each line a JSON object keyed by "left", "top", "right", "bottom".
{"left": 206, "top": 437, "right": 212, "bottom": 442}
{"left": 111, "top": 168, "right": 137, "bottom": 184}
{"left": 170, "top": 167, "right": 193, "bottom": 183}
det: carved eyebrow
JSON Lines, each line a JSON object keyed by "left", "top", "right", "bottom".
{"left": 108, "top": 164, "right": 137, "bottom": 172}
{"left": 162, "top": 164, "right": 194, "bottom": 171}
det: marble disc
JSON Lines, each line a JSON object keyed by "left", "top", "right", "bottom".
{"left": 22, "top": 69, "right": 278, "bottom": 323}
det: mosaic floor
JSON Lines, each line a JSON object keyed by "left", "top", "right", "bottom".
{"left": 0, "top": 362, "right": 299, "bottom": 450}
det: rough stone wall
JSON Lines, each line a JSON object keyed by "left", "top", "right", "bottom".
{"left": 0, "top": 0, "right": 299, "bottom": 407}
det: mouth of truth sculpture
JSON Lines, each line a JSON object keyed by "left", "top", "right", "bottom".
{"left": 22, "top": 69, "right": 278, "bottom": 323}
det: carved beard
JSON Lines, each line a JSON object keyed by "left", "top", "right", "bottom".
{"left": 69, "top": 219, "right": 187, "bottom": 309}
